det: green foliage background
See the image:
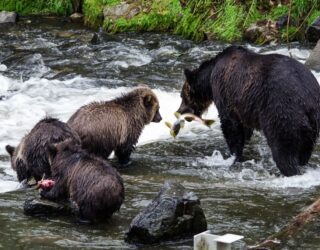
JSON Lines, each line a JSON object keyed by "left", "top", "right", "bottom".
{"left": 1, "top": 0, "right": 320, "bottom": 43}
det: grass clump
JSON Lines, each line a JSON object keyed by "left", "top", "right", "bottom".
{"left": 308, "top": 10, "right": 320, "bottom": 25}
{"left": 207, "top": 0, "right": 245, "bottom": 42}
{"left": 242, "top": 0, "right": 263, "bottom": 28}
{"left": 104, "top": 0, "right": 182, "bottom": 33}
{"left": 0, "top": 0, "right": 73, "bottom": 16}
{"left": 174, "top": 0, "right": 212, "bottom": 42}
{"left": 83, "top": 0, "right": 105, "bottom": 27}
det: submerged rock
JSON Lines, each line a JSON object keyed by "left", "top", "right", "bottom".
{"left": 70, "top": 12, "right": 84, "bottom": 22}
{"left": 0, "top": 11, "right": 17, "bottom": 24}
{"left": 125, "top": 181, "right": 207, "bottom": 244}
{"left": 306, "top": 17, "right": 320, "bottom": 43}
{"left": 305, "top": 40, "right": 320, "bottom": 71}
{"left": 24, "top": 198, "right": 72, "bottom": 216}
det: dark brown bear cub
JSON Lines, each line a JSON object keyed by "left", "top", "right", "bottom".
{"left": 67, "top": 86, "right": 162, "bottom": 165}
{"left": 5, "top": 118, "right": 80, "bottom": 182}
{"left": 40, "top": 140, "right": 124, "bottom": 223}
{"left": 177, "top": 46, "right": 320, "bottom": 177}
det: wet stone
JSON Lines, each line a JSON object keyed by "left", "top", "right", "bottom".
{"left": 125, "top": 181, "right": 207, "bottom": 244}
{"left": 305, "top": 40, "right": 320, "bottom": 71}
{"left": 103, "top": 3, "right": 140, "bottom": 21}
{"left": 24, "top": 198, "right": 72, "bottom": 216}
{"left": 0, "top": 11, "right": 17, "bottom": 24}
{"left": 244, "top": 19, "right": 278, "bottom": 44}
{"left": 70, "top": 12, "right": 84, "bottom": 22}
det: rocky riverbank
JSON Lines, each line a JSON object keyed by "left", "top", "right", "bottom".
{"left": 1, "top": 0, "right": 320, "bottom": 44}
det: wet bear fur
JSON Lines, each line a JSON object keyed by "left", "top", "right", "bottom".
{"left": 177, "top": 45, "right": 320, "bottom": 177}
{"left": 67, "top": 86, "right": 162, "bottom": 165}
{"left": 5, "top": 118, "right": 80, "bottom": 182}
{"left": 40, "top": 140, "right": 124, "bottom": 222}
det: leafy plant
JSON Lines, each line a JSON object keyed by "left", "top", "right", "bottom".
{"left": 208, "top": 0, "right": 245, "bottom": 42}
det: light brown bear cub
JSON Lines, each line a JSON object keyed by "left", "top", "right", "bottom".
{"left": 67, "top": 86, "right": 162, "bottom": 165}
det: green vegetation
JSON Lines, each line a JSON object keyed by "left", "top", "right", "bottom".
{"left": 0, "top": 0, "right": 73, "bottom": 15}
{"left": 1, "top": 0, "right": 320, "bottom": 43}
{"left": 83, "top": 0, "right": 104, "bottom": 27}
{"left": 207, "top": 0, "right": 245, "bottom": 42}
{"left": 174, "top": 0, "right": 212, "bottom": 42}
{"left": 103, "top": 0, "right": 181, "bottom": 33}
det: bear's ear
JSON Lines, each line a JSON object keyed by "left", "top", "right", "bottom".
{"left": 184, "top": 68, "right": 196, "bottom": 85}
{"left": 143, "top": 94, "right": 153, "bottom": 107}
{"left": 5, "top": 145, "right": 15, "bottom": 157}
{"left": 47, "top": 144, "right": 57, "bottom": 159}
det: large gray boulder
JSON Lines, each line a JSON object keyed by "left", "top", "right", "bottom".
{"left": 103, "top": 3, "right": 140, "bottom": 21}
{"left": 306, "top": 17, "right": 320, "bottom": 43}
{"left": 0, "top": 11, "right": 17, "bottom": 24}
{"left": 125, "top": 181, "right": 207, "bottom": 244}
{"left": 305, "top": 40, "right": 320, "bottom": 72}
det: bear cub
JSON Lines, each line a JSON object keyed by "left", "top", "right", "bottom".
{"left": 5, "top": 118, "right": 80, "bottom": 182}
{"left": 68, "top": 86, "right": 162, "bottom": 165}
{"left": 40, "top": 139, "right": 124, "bottom": 222}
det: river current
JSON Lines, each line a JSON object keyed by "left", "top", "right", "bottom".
{"left": 0, "top": 17, "right": 319, "bottom": 249}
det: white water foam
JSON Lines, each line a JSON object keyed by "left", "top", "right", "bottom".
{"left": 0, "top": 46, "right": 320, "bottom": 192}
{"left": 0, "top": 73, "right": 217, "bottom": 191}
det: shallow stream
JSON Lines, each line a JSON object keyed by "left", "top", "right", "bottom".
{"left": 0, "top": 17, "right": 319, "bottom": 249}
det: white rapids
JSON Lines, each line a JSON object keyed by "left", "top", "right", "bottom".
{"left": 0, "top": 45, "right": 319, "bottom": 193}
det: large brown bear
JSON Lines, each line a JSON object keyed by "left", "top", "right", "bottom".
{"left": 40, "top": 139, "right": 124, "bottom": 223}
{"left": 67, "top": 86, "right": 162, "bottom": 165}
{"left": 5, "top": 118, "right": 80, "bottom": 182}
{"left": 177, "top": 46, "right": 320, "bottom": 177}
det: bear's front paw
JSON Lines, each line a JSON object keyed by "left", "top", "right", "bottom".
{"left": 40, "top": 189, "right": 53, "bottom": 200}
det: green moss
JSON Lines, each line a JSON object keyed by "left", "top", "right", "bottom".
{"left": 102, "top": 0, "right": 120, "bottom": 5}
{"left": 0, "top": 0, "right": 73, "bottom": 15}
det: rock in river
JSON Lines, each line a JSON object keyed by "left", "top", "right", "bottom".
{"left": 125, "top": 181, "right": 207, "bottom": 244}
{"left": 305, "top": 40, "right": 320, "bottom": 72}
{"left": 0, "top": 11, "right": 17, "bottom": 24}
{"left": 24, "top": 198, "right": 72, "bottom": 216}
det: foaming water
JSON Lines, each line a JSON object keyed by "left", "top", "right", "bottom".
{"left": 0, "top": 19, "right": 320, "bottom": 249}
{"left": 1, "top": 41, "right": 320, "bottom": 192}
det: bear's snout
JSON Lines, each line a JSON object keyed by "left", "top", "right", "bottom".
{"left": 152, "top": 110, "right": 162, "bottom": 123}
{"left": 176, "top": 102, "right": 193, "bottom": 115}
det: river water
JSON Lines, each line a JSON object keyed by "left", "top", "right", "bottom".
{"left": 0, "top": 17, "right": 319, "bottom": 249}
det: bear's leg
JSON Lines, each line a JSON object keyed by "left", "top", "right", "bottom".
{"left": 263, "top": 127, "right": 301, "bottom": 176}
{"left": 270, "top": 144, "right": 301, "bottom": 176}
{"left": 75, "top": 205, "right": 95, "bottom": 224}
{"left": 220, "top": 115, "right": 247, "bottom": 161}
{"left": 298, "top": 143, "right": 314, "bottom": 166}
{"left": 115, "top": 145, "right": 133, "bottom": 166}
{"left": 297, "top": 127, "right": 317, "bottom": 166}
{"left": 244, "top": 127, "right": 254, "bottom": 143}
